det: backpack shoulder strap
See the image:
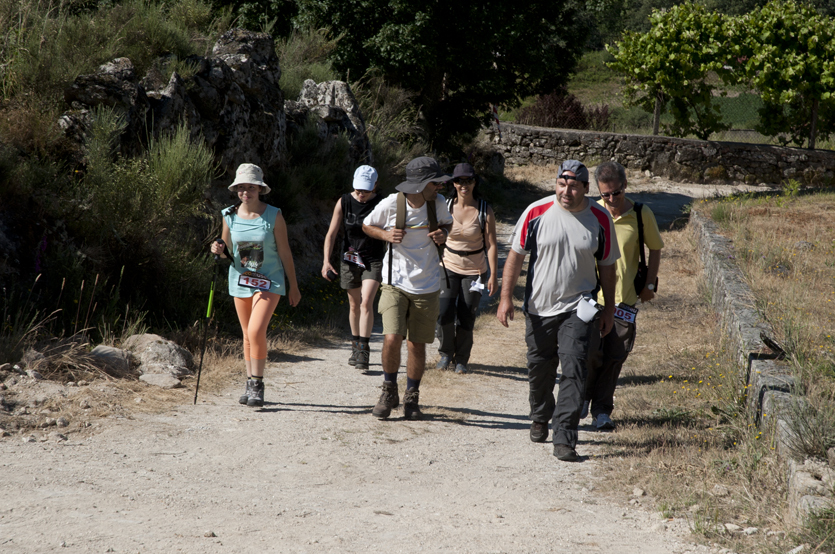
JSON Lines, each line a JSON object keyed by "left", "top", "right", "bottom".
{"left": 389, "top": 192, "right": 407, "bottom": 285}
{"left": 447, "top": 197, "right": 454, "bottom": 216}
{"left": 395, "top": 192, "right": 407, "bottom": 229}
{"left": 426, "top": 197, "right": 438, "bottom": 232}
{"left": 633, "top": 202, "right": 646, "bottom": 266}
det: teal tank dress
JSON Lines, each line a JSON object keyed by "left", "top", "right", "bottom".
{"left": 223, "top": 204, "right": 286, "bottom": 298}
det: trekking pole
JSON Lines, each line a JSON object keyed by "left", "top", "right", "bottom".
{"left": 194, "top": 239, "right": 224, "bottom": 405}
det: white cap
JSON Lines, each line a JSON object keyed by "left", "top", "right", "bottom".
{"left": 352, "top": 165, "right": 378, "bottom": 191}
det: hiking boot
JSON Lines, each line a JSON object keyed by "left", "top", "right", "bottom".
{"left": 247, "top": 379, "right": 265, "bottom": 407}
{"left": 580, "top": 400, "right": 590, "bottom": 419}
{"left": 403, "top": 388, "right": 423, "bottom": 420}
{"left": 554, "top": 444, "right": 579, "bottom": 462}
{"left": 355, "top": 343, "right": 370, "bottom": 372}
{"left": 372, "top": 382, "right": 399, "bottom": 419}
{"left": 239, "top": 379, "right": 253, "bottom": 404}
{"left": 454, "top": 362, "right": 468, "bottom": 374}
{"left": 348, "top": 340, "right": 359, "bottom": 366}
{"left": 594, "top": 413, "right": 615, "bottom": 430}
{"left": 436, "top": 355, "right": 452, "bottom": 370}
{"left": 530, "top": 421, "right": 548, "bottom": 443}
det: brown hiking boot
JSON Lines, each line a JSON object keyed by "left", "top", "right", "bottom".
{"left": 403, "top": 387, "right": 423, "bottom": 420}
{"left": 372, "top": 382, "right": 399, "bottom": 419}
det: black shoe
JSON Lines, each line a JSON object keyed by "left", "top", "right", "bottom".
{"left": 355, "top": 343, "right": 370, "bottom": 371}
{"left": 530, "top": 421, "right": 548, "bottom": 443}
{"left": 372, "top": 382, "right": 399, "bottom": 419}
{"left": 403, "top": 388, "right": 423, "bottom": 420}
{"left": 239, "top": 379, "right": 252, "bottom": 404}
{"left": 247, "top": 379, "right": 264, "bottom": 407}
{"left": 348, "top": 341, "right": 359, "bottom": 366}
{"left": 553, "top": 444, "right": 579, "bottom": 462}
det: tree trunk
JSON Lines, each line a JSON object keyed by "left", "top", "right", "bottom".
{"left": 809, "top": 97, "right": 819, "bottom": 150}
{"left": 653, "top": 92, "right": 662, "bottom": 136}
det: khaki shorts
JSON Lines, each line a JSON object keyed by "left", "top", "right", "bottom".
{"left": 378, "top": 284, "right": 440, "bottom": 343}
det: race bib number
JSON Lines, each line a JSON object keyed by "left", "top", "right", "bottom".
{"left": 343, "top": 249, "right": 366, "bottom": 269}
{"left": 238, "top": 271, "right": 272, "bottom": 291}
{"left": 613, "top": 303, "right": 638, "bottom": 324}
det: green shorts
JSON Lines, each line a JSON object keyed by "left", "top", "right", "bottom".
{"left": 378, "top": 284, "right": 440, "bottom": 343}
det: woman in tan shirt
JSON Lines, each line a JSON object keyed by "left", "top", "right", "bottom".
{"left": 436, "top": 163, "right": 498, "bottom": 374}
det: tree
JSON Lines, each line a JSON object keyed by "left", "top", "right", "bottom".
{"left": 294, "top": 0, "right": 593, "bottom": 151}
{"left": 607, "top": 2, "right": 736, "bottom": 140}
{"left": 741, "top": 0, "right": 835, "bottom": 148}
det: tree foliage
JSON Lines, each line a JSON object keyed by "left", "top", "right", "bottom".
{"left": 740, "top": 0, "right": 835, "bottom": 147}
{"left": 294, "top": 0, "right": 593, "bottom": 151}
{"left": 608, "top": 2, "right": 735, "bottom": 140}
{"left": 608, "top": 0, "right": 835, "bottom": 147}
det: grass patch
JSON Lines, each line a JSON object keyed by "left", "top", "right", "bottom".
{"left": 693, "top": 187, "right": 835, "bottom": 547}
{"left": 594, "top": 227, "right": 792, "bottom": 552}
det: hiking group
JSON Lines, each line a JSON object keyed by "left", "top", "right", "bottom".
{"left": 211, "top": 155, "right": 663, "bottom": 461}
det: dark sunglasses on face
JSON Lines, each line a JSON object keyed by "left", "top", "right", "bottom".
{"left": 600, "top": 187, "right": 625, "bottom": 199}
{"left": 454, "top": 177, "right": 475, "bottom": 185}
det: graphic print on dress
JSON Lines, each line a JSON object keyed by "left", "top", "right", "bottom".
{"left": 237, "top": 241, "right": 265, "bottom": 271}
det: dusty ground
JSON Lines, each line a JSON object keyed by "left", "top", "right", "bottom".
{"left": 0, "top": 171, "right": 765, "bottom": 553}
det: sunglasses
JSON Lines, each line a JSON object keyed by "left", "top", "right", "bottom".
{"left": 354, "top": 189, "right": 372, "bottom": 195}
{"left": 600, "top": 187, "right": 625, "bottom": 199}
{"left": 454, "top": 177, "right": 475, "bottom": 185}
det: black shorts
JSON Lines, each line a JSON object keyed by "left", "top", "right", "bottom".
{"left": 340, "top": 259, "right": 383, "bottom": 290}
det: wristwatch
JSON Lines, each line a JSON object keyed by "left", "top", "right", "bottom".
{"left": 647, "top": 283, "right": 655, "bottom": 291}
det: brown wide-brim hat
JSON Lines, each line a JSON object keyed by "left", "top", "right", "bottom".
{"left": 395, "top": 157, "right": 452, "bottom": 194}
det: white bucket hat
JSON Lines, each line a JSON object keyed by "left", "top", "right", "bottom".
{"left": 229, "top": 163, "right": 271, "bottom": 194}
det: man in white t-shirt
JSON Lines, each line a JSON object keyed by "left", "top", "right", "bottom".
{"left": 497, "top": 160, "right": 620, "bottom": 462}
{"left": 362, "top": 157, "right": 453, "bottom": 420}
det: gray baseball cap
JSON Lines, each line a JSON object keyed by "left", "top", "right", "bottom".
{"left": 558, "top": 160, "right": 589, "bottom": 183}
{"left": 396, "top": 157, "right": 452, "bottom": 194}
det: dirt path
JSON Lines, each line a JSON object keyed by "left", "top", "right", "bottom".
{"left": 2, "top": 173, "right": 757, "bottom": 553}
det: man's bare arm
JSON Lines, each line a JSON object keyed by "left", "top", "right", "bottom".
{"left": 363, "top": 224, "right": 405, "bottom": 244}
{"left": 497, "top": 249, "right": 525, "bottom": 327}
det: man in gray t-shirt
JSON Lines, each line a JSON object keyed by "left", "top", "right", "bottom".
{"left": 497, "top": 160, "right": 619, "bottom": 462}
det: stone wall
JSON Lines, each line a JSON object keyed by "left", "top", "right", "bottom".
{"left": 689, "top": 211, "right": 834, "bottom": 524}
{"left": 487, "top": 124, "right": 835, "bottom": 186}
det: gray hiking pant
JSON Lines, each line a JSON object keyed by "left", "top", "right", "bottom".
{"left": 525, "top": 311, "right": 595, "bottom": 448}
{"left": 585, "top": 317, "right": 636, "bottom": 418}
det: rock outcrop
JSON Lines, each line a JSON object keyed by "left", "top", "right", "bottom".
{"left": 60, "top": 29, "right": 371, "bottom": 180}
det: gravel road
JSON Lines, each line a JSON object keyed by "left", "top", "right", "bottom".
{"left": 1, "top": 173, "right": 754, "bottom": 553}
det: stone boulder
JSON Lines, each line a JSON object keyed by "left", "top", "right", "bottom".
{"left": 90, "top": 345, "right": 133, "bottom": 376}
{"left": 123, "top": 334, "right": 194, "bottom": 378}
{"left": 63, "top": 57, "right": 150, "bottom": 156}
{"left": 139, "top": 373, "right": 183, "bottom": 389}
{"left": 285, "top": 79, "right": 373, "bottom": 165}
{"left": 62, "top": 29, "right": 286, "bottom": 179}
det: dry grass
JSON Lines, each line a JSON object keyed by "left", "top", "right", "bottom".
{"left": 504, "top": 164, "right": 560, "bottom": 186}
{"left": 592, "top": 227, "right": 791, "bottom": 552}
{"left": 695, "top": 191, "right": 835, "bottom": 461}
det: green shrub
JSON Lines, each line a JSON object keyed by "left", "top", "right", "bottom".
{"left": 276, "top": 28, "right": 338, "bottom": 100}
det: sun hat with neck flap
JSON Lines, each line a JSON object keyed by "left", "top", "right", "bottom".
{"left": 395, "top": 157, "right": 452, "bottom": 194}
{"left": 229, "top": 163, "right": 271, "bottom": 194}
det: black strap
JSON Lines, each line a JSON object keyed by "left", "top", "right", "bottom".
{"left": 634, "top": 202, "right": 646, "bottom": 268}
{"left": 445, "top": 246, "right": 485, "bottom": 257}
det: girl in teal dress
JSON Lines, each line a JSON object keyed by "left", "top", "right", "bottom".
{"left": 211, "top": 163, "right": 301, "bottom": 406}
